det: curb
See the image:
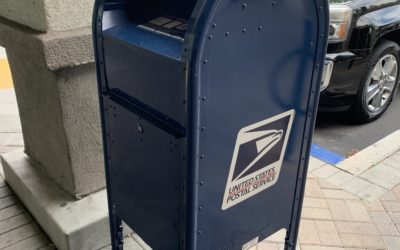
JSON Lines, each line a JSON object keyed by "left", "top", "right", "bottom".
{"left": 336, "top": 130, "right": 400, "bottom": 175}
{"left": 310, "top": 130, "right": 400, "bottom": 201}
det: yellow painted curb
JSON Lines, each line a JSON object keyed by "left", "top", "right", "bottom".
{"left": 0, "top": 59, "right": 13, "bottom": 89}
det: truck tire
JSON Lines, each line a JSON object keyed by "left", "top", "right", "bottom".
{"left": 349, "top": 40, "right": 400, "bottom": 123}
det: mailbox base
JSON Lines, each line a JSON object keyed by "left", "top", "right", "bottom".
{"left": 0, "top": 151, "right": 116, "bottom": 250}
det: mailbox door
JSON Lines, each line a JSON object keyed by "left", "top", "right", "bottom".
{"left": 186, "top": 0, "right": 328, "bottom": 249}
{"left": 104, "top": 98, "right": 183, "bottom": 250}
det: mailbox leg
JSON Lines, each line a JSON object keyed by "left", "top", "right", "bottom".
{"left": 109, "top": 208, "right": 124, "bottom": 250}
{"left": 284, "top": 236, "right": 297, "bottom": 250}
{"left": 284, "top": 228, "right": 299, "bottom": 249}
{"left": 285, "top": 188, "right": 304, "bottom": 250}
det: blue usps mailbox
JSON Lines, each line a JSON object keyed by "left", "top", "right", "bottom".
{"left": 93, "top": 0, "right": 328, "bottom": 249}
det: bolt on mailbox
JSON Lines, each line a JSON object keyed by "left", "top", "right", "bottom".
{"left": 93, "top": 0, "right": 329, "bottom": 249}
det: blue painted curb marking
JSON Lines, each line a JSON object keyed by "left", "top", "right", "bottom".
{"left": 310, "top": 144, "right": 345, "bottom": 165}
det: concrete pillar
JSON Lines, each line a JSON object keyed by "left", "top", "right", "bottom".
{"left": 0, "top": 0, "right": 94, "bottom": 31}
{"left": 0, "top": 8, "right": 104, "bottom": 199}
{"left": 0, "top": 1, "right": 120, "bottom": 249}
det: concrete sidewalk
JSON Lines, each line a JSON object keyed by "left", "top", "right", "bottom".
{"left": 260, "top": 151, "right": 400, "bottom": 250}
{"left": 0, "top": 89, "right": 55, "bottom": 249}
{"left": 1, "top": 87, "right": 400, "bottom": 250}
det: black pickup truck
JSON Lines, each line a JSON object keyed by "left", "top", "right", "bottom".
{"left": 320, "top": 0, "right": 400, "bottom": 123}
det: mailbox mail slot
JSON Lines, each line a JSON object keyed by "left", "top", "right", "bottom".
{"left": 93, "top": 0, "right": 329, "bottom": 249}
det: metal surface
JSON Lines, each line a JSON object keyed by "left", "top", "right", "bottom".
{"left": 322, "top": 1, "right": 400, "bottom": 112}
{"left": 365, "top": 54, "right": 398, "bottom": 112}
{"left": 326, "top": 0, "right": 400, "bottom": 54}
{"left": 321, "top": 60, "right": 334, "bottom": 91}
{"left": 106, "top": 97, "right": 182, "bottom": 249}
{"left": 93, "top": 0, "right": 329, "bottom": 249}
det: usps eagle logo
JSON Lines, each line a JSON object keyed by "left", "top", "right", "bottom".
{"left": 222, "top": 110, "right": 295, "bottom": 210}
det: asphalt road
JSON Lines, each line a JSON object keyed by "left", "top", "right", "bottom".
{"left": 312, "top": 93, "right": 400, "bottom": 157}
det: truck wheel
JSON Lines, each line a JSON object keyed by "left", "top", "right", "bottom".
{"left": 350, "top": 40, "right": 400, "bottom": 123}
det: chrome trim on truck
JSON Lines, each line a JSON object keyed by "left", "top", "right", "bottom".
{"left": 321, "top": 60, "right": 334, "bottom": 92}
